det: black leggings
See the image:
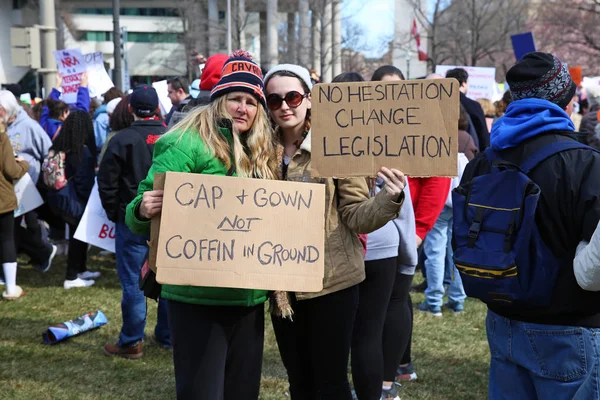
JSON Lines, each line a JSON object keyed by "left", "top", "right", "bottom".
{"left": 272, "top": 285, "right": 359, "bottom": 400}
{"left": 66, "top": 223, "right": 88, "bottom": 280}
{"left": 383, "top": 272, "right": 414, "bottom": 381}
{"left": 351, "top": 257, "right": 398, "bottom": 400}
{"left": 0, "top": 212, "right": 16, "bottom": 264}
{"left": 14, "top": 210, "right": 52, "bottom": 265}
{"left": 168, "top": 301, "right": 265, "bottom": 400}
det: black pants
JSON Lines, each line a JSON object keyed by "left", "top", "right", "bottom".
{"left": 383, "top": 272, "right": 414, "bottom": 381}
{"left": 14, "top": 210, "right": 52, "bottom": 265}
{"left": 0, "top": 212, "right": 16, "bottom": 264}
{"left": 168, "top": 300, "right": 264, "bottom": 400}
{"left": 272, "top": 285, "right": 359, "bottom": 400}
{"left": 351, "top": 258, "right": 398, "bottom": 400}
{"left": 66, "top": 223, "right": 88, "bottom": 280}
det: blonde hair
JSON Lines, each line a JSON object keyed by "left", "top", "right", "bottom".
{"left": 170, "top": 95, "right": 278, "bottom": 180}
{"left": 477, "top": 98, "right": 495, "bottom": 117}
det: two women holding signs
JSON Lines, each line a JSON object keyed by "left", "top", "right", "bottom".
{"left": 125, "top": 51, "right": 406, "bottom": 399}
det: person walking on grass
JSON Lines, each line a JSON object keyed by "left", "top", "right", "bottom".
{"left": 99, "top": 85, "right": 170, "bottom": 359}
{"left": 0, "top": 116, "right": 29, "bottom": 299}
{"left": 454, "top": 52, "right": 600, "bottom": 399}
{"left": 264, "top": 64, "right": 406, "bottom": 400}
{"left": 126, "top": 51, "right": 279, "bottom": 399}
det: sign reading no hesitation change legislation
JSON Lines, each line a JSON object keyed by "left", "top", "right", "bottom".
{"left": 310, "top": 78, "right": 460, "bottom": 178}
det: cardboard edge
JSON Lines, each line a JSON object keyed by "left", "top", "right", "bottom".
{"left": 148, "top": 173, "right": 166, "bottom": 273}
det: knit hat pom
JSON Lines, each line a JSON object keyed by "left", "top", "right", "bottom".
{"left": 230, "top": 49, "right": 253, "bottom": 60}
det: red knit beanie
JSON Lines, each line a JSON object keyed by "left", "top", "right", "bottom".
{"left": 200, "top": 54, "right": 229, "bottom": 91}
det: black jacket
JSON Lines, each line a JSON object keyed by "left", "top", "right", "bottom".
{"left": 97, "top": 120, "right": 166, "bottom": 223}
{"left": 461, "top": 132, "right": 600, "bottom": 327}
{"left": 461, "top": 92, "right": 489, "bottom": 151}
{"left": 165, "top": 96, "right": 192, "bottom": 126}
{"left": 580, "top": 104, "right": 600, "bottom": 135}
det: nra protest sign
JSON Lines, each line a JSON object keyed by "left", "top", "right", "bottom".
{"left": 310, "top": 78, "right": 459, "bottom": 178}
{"left": 74, "top": 181, "right": 115, "bottom": 253}
{"left": 154, "top": 172, "right": 326, "bottom": 292}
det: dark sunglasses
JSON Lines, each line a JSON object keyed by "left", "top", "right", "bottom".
{"left": 266, "top": 91, "right": 308, "bottom": 111}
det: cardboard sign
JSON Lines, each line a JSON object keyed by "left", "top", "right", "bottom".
{"left": 435, "top": 65, "right": 497, "bottom": 100}
{"left": 511, "top": 32, "right": 536, "bottom": 61}
{"left": 152, "top": 80, "right": 173, "bottom": 116}
{"left": 83, "top": 52, "right": 115, "bottom": 99}
{"left": 154, "top": 172, "right": 326, "bottom": 292}
{"left": 14, "top": 173, "right": 44, "bottom": 217}
{"left": 74, "top": 181, "right": 115, "bottom": 253}
{"left": 53, "top": 48, "right": 87, "bottom": 104}
{"left": 310, "top": 79, "right": 459, "bottom": 178}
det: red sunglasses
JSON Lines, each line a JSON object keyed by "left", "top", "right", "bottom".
{"left": 266, "top": 91, "right": 308, "bottom": 111}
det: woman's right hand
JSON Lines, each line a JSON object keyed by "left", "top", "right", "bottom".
{"left": 139, "top": 190, "right": 164, "bottom": 219}
{"left": 55, "top": 73, "right": 63, "bottom": 89}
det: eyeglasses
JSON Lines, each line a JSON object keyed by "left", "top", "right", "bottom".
{"left": 266, "top": 91, "right": 308, "bottom": 111}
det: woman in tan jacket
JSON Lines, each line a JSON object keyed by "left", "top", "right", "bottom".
{"left": 0, "top": 116, "right": 29, "bottom": 299}
{"left": 264, "top": 64, "right": 405, "bottom": 400}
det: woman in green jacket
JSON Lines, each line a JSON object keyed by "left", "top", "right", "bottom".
{"left": 125, "top": 51, "right": 278, "bottom": 400}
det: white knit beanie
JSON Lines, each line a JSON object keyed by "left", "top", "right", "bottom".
{"left": 264, "top": 64, "right": 313, "bottom": 92}
{"left": 586, "top": 85, "right": 600, "bottom": 107}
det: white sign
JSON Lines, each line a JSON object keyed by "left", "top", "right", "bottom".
{"left": 152, "top": 80, "right": 173, "bottom": 117}
{"left": 74, "top": 181, "right": 115, "bottom": 253}
{"left": 14, "top": 173, "right": 44, "bottom": 218}
{"left": 435, "top": 65, "right": 497, "bottom": 100}
{"left": 53, "top": 48, "right": 87, "bottom": 104}
{"left": 83, "top": 52, "right": 115, "bottom": 99}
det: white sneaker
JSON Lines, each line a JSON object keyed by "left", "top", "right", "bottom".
{"left": 64, "top": 278, "right": 95, "bottom": 289}
{"left": 77, "top": 271, "right": 101, "bottom": 280}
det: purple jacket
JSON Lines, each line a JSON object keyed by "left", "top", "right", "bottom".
{"left": 40, "top": 87, "right": 90, "bottom": 140}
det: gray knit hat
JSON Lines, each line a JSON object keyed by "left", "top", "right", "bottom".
{"left": 506, "top": 52, "right": 576, "bottom": 109}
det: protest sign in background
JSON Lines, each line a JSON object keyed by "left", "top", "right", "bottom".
{"left": 154, "top": 172, "right": 326, "bottom": 292}
{"left": 152, "top": 80, "right": 173, "bottom": 116}
{"left": 435, "top": 65, "right": 497, "bottom": 100}
{"left": 83, "top": 52, "right": 114, "bottom": 98}
{"left": 14, "top": 173, "right": 44, "bottom": 218}
{"left": 52, "top": 49, "right": 86, "bottom": 104}
{"left": 74, "top": 181, "right": 115, "bottom": 253}
{"left": 310, "top": 79, "right": 459, "bottom": 178}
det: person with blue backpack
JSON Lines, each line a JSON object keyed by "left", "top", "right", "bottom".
{"left": 453, "top": 52, "right": 600, "bottom": 399}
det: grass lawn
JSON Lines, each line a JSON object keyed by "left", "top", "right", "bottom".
{"left": 0, "top": 249, "right": 490, "bottom": 399}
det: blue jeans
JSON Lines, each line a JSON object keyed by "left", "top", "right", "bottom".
{"left": 487, "top": 310, "right": 600, "bottom": 399}
{"left": 115, "top": 222, "right": 170, "bottom": 347}
{"left": 423, "top": 206, "right": 466, "bottom": 308}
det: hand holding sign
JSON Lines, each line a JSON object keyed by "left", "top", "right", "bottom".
{"left": 55, "top": 73, "right": 63, "bottom": 89}
{"left": 140, "top": 190, "right": 164, "bottom": 219}
{"left": 80, "top": 72, "right": 89, "bottom": 88}
{"left": 378, "top": 167, "right": 405, "bottom": 199}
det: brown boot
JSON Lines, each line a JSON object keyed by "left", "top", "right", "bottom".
{"left": 103, "top": 341, "right": 143, "bottom": 359}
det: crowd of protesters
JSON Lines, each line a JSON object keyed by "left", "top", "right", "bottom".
{"left": 1, "top": 49, "right": 600, "bottom": 400}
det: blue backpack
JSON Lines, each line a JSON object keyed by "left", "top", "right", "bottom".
{"left": 452, "top": 141, "right": 591, "bottom": 308}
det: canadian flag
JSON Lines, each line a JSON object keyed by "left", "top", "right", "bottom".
{"left": 411, "top": 18, "right": 428, "bottom": 62}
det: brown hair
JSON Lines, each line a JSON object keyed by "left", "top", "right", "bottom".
{"left": 110, "top": 94, "right": 134, "bottom": 132}
{"left": 103, "top": 87, "right": 125, "bottom": 104}
{"left": 459, "top": 104, "right": 470, "bottom": 131}
{"left": 46, "top": 98, "right": 70, "bottom": 119}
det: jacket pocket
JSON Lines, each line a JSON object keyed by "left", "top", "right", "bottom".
{"left": 525, "top": 326, "right": 588, "bottom": 381}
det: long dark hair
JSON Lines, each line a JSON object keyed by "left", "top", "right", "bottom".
{"left": 371, "top": 65, "right": 405, "bottom": 81}
{"left": 110, "top": 94, "right": 134, "bottom": 131}
{"left": 52, "top": 110, "right": 96, "bottom": 164}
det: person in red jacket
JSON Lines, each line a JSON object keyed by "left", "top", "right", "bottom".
{"left": 409, "top": 177, "right": 451, "bottom": 247}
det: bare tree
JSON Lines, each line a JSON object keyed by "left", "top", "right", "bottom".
{"left": 533, "top": 0, "right": 600, "bottom": 75}
{"left": 341, "top": 20, "right": 369, "bottom": 73}
{"left": 406, "top": 0, "right": 528, "bottom": 69}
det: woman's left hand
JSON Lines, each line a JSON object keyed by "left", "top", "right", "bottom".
{"left": 377, "top": 167, "right": 405, "bottom": 201}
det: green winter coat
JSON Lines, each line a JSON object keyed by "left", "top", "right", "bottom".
{"left": 125, "top": 126, "right": 268, "bottom": 307}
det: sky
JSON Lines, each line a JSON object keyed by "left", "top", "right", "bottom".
{"left": 344, "top": 0, "right": 396, "bottom": 57}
